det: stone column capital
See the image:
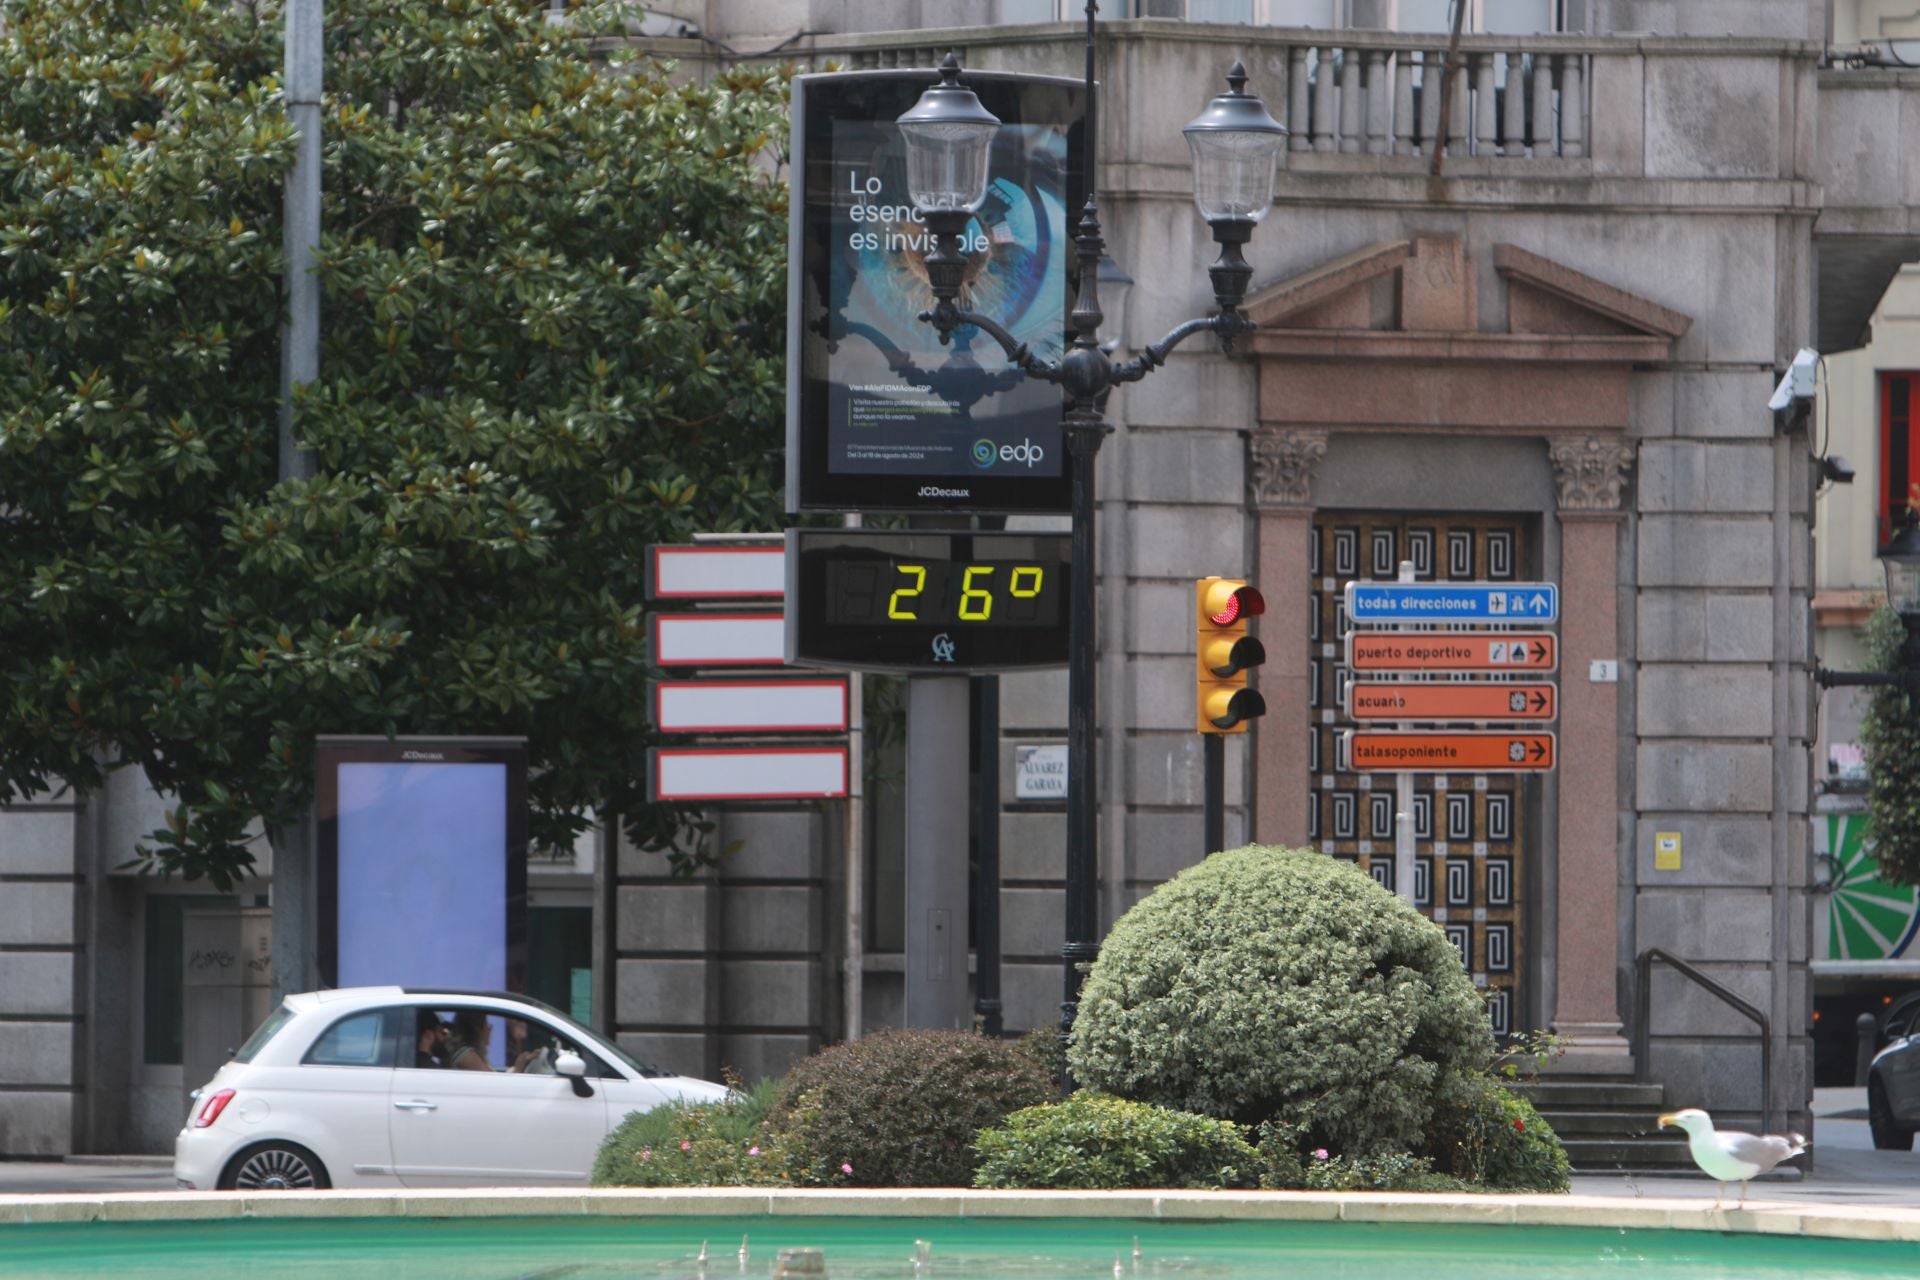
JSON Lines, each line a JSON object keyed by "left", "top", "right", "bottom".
{"left": 1248, "top": 428, "right": 1329, "bottom": 508}
{"left": 1548, "top": 432, "right": 1635, "bottom": 512}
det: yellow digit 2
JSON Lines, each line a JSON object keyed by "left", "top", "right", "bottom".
{"left": 888, "top": 564, "right": 926, "bottom": 619}
{"left": 1009, "top": 566, "right": 1043, "bottom": 598}
{"left": 959, "top": 565, "right": 995, "bottom": 620}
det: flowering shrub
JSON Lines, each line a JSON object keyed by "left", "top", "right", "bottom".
{"left": 972, "top": 1093, "right": 1258, "bottom": 1190}
{"left": 1069, "top": 845, "right": 1493, "bottom": 1154}
{"left": 772, "top": 1028, "right": 1055, "bottom": 1187}
{"left": 1427, "top": 1073, "right": 1570, "bottom": 1191}
{"left": 590, "top": 1078, "right": 794, "bottom": 1187}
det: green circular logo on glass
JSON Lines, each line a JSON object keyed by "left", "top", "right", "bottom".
{"left": 1824, "top": 813, "right": 1920, "bottom": 960}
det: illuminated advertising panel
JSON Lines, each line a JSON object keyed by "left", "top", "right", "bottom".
{"left": 316, "top": 737, "right": 527, "bottom": 994}
{"left": 787, "top": 70, "right": 1085, "bottom": 514}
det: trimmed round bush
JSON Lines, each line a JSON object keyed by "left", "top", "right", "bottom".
{"left": 772, "top": 1028, "right": 1055, "bottom": 1187}
{"left": 973, "top": 1093, "right": 1258, "bottom": 1190}
{"left": 1068, "top": 844, "right": 1493, "bottom": 1154}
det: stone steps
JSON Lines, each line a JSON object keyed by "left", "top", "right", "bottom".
{"left": 1509, "top": 1074, "right": 1691, "bottom": 1174}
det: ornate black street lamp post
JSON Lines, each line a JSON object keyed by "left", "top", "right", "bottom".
{"left": 897, "top": 2, "right": 1286, "bottom": 1049}
{"left": 1816, "top": 519, "right": 1920, "bottom": 691}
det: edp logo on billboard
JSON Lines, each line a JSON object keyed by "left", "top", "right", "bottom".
{"left": 973, "top": 438, "right": 1047, "bottom": 469}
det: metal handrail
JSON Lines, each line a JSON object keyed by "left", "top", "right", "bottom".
{"left": 1635, "top": 946, "right": 1772, "bottom": 1135}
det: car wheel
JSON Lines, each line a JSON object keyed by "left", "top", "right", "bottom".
{"left": 218, "top": 1141, "right": 331, "bottom": 1191}
{"left": 1868, "top": 1079, "right": 1916, "bottom": 1152}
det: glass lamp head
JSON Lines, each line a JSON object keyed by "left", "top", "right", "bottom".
{"left": 897, "top": 52, "right": 1002, "bottom": 214}
{"left": 1881, "top": 519, "right": 1920, "bottom": 617}
{"left": 1182, "top": 62, "right": 1288, "bottom": 225}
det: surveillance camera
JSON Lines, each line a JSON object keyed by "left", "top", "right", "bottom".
{"left": 1821, "top": 454, "right": 1856, "bottom": 485}
{"left": 1768, "top": 347, "right": 1821, "bottom": 411}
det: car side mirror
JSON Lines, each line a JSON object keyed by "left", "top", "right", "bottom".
{"left": 555, "top": 1050, "right": 594, "bottom": 1097}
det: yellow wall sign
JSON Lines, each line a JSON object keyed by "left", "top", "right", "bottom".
{"left": 1655, "top": 832, "right": 1682, "bottom": 871}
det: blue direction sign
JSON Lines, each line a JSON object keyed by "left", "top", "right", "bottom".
{"left": 1344, "top": 581, "right": 1559, "bottom": 625}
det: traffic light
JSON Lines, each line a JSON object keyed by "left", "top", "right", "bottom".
{"left": 1195, "top": 577, "right": 1267, "bottom": 734}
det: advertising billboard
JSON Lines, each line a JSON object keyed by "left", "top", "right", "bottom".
{"left": 316, "top": 736, "right": 528, "bottom": 995}
{"left": 786, "top": 70, "right": 1085, "bottom": 514}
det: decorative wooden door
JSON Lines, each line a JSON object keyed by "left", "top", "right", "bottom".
{"left": 1307, "top": 513, "right": 1533, "bottom": 1036}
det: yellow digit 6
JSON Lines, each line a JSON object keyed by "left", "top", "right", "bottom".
{"left": 888, "top": 564, "right": 926, "bottom": 619}
{"left": 1009, "top": 566, "right": 1043, "bottom": 598}
{"left": 959, "top": 565, "right": 994, "bottom": 620}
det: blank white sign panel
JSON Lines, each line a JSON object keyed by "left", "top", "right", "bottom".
{"left": 652, "top": 613, "right": 785, "bottom": 666}
{"left": 655, "top": 680, "right": 848, "bottom": 733}
{"left": 652, "top": 546, "right": 785, "bottom": 599}
{"left": 653, "top": 747, "right": 849, "bottom": 800}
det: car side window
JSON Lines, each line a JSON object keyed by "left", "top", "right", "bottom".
{"left": 302, "top": 1009, "right": 396, "bottom": 1068}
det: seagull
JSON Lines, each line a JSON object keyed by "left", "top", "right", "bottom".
{"left": 1657, "top": 1108, "right": 1807, "bottom": 1207}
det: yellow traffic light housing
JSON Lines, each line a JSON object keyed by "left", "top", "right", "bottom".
{"left": 1196, "top": 577, "right": 1267, "bottom": 734}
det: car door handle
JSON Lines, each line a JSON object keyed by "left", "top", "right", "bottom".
{"left": 393, "top": 1100, "right": 438, "bottom": 1111}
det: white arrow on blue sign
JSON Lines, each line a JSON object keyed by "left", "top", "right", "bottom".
{"left": 1343, "top": 580, "right": 1559, "bottom": 625}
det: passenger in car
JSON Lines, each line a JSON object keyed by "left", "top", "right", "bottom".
{"left": 445, "top": 1010, "right": 540, "bottom": 1073}
{"left": 414, "top": 1010, "right": 449, "bottom": 1069}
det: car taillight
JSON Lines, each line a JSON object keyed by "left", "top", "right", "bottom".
{"left": 193, "top": 1088, "right": 236, "bottom": 1128}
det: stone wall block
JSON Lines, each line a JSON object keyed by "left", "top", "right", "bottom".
{"left": 1126, "top": 811, "right": 1210, "bottom": 883}
{"left": 1001, "top": 886, "right": 1064, "bottom": 956}
{"left": 1630, "top": 370, "right": 1676, "bottom": 438}
{"left": 720, "top": 886, "right": 819, "bottom": 954}
{"left": 1647, "top": 965, "right": 1796, "bottom": 1036}
{"left": 1589, "top": 51, "right": 1647, "bottom": 178}
{"left": 1637, "top": 888, "right": 1774, "bottom": 961}
{"left": 0, "top": 884, "right": 74, "bottom": 947}
{"left": 1635, "top": 664, "right": 1772, "bottom": 737}
{"left": 616, "top": 885, "right": 710, "bottom": 953}
{"left": 1632, "top": 816, "right": 1774, "bottom": 886}
{"left": 716, "top": 1034, "right": 816, "bottom": 1085}
{"left": 1674, "top": 370, "right": 1777, "bottom": 439}
{"left": 718, "top": 960, "right": 818, "bottom": 1027}
{"left": 0, "top": 953, "right": 75, "bottom": 1016}
{"left": 0, "top": 1023, "right": 74, "bottom": 1084}
{"left": 1637, "top": 516, "right": 1774, "bottom": 588}
{"left": 1128, "top": 580, "right": 1200, "bottom": 656}
{"left": 1637, "top": 592, "right": 1705, "bottom": 662}
{"left": 718, "top": 811, "right": 823, "bottom": 879}
{"left": 1001, "top": 962, "right": 1063, "bottom": 1034}
{"left": 1703, "top": 594, "right": 1775, "bottom": 661}
{"left": 0, "top": 813, "right": 77, "bottom": 876}
{"left": 1132, "top": 654, "right": 1205, "bottom": 731}
{"left": 1000, "top": 812, "right": 1064, "bottom": 881}
{"left": 615, "top": 1032, "right": 709, "bottom": 1082}
{"left": 1635, "top": 442, "right": 1705, "bottom": 512}
{"left": 1634, "top": 742, "right": 1774, "bottom": 812}
{"left": 1127, "top": 733, "right": 1242, "bottom": 806}
{"left": 999, "top": 669, "right": 1067, "bottom": 731}
{"left": 1645, "top": 1040, "right": 1768, "bottom": 1114}
{"left": 1702, "top": 442, "right": 1775, "bottom": 512}
{"left": 1122, "top": 430, "right": 1245, "bottom": 504}
{"left": 1644, "top": 55, "right": 1780, "bottom": 180}
{"left": 0, "top": 1092, "right": 70, "bottom": 1157}
{"left": 615, "top": 959, "right": 709, "bottom": 1026}
{"left": 1127, "top": 508, "right": 1250, "bottom": 579}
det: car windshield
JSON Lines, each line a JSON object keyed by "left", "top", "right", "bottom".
{"left": 233, "top": 1004, "right": 297, "bottom": 1064}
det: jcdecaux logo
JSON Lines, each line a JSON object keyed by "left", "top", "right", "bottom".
{"left": 971, "top": 437, "right": 1046, "bottom": 469}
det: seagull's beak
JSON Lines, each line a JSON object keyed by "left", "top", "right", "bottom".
{"left": 1657, "top": 1112, "right": 1679, "bottom": 1128}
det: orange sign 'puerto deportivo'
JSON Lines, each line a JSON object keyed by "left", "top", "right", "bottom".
{"left": 1346, "top": 631, "right": 1558, "bottom": 673}
{"left": 1347, "top": 682, "right": 1557, "bottom": 723}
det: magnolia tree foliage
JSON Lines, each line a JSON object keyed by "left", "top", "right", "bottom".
{"left": 0, "top": 0, "right": 789, "bottom": 885}
{"left": 1862, "top": 606, "right": 1920, "bottom": 886}
{"left": 1068, "top": 845, "right": 1494, "bottom": 1155}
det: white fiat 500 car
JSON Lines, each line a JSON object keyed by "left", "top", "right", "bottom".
{"left": 175, "top": 987, "right": 728, "bottom": 1190}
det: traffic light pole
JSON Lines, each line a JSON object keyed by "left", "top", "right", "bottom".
{"left": 1203, "top": 734, "right": 1225, "bottom": 857}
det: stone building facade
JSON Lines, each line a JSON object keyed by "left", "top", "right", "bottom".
{"left": 11, "top": 0, "right": 1917, "bottom": 1153}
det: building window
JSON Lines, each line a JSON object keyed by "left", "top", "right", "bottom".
{"left": 1119, "top": 0, "right": 1561, "bottom": 30}
{"left": 1880, "top": 371, "right": 1920, "bottom": 546}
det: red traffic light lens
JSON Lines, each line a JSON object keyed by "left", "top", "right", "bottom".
{"left": 1208, "top": 585, "right": 1265, "bottom": 626}
{"left": 1209, "top": 596, "right": 1241, "bottom": 626}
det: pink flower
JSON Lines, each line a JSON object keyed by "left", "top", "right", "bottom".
{"left": 680, "top": 1141, "right": 691, "bottom": 1151}
{"left": 748, "top": 1146, "right": 761, "bottom": 1156}
{"left": 640, "top": 1149, "right": 651, "bottom": 1162}
{"left": 840, "top": 1162, "right": 853, "bottom": 1175}
{"left": 1312, "top": 1148, "right": 1329, "bottom": 1161}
